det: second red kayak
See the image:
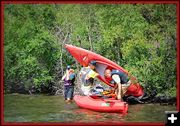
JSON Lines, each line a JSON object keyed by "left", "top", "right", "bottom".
{"left": 74, "top": 95, "right": 128, "bottom": 113}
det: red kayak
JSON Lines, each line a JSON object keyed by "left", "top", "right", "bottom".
{"left": 65, "top": 44, "right": 143, "bottom": 97}
{"left": 74, "top": 95, "right": 128, "bottom": 113}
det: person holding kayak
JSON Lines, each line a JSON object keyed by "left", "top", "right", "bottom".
{"left": 85, "top": 60, "right": 98, "bottom": 83}
{"left": 79, "top": 61, "right": 99, "bottom": 95}
{"left": 104, "top": 69, "right": 131, "bottom": 100}
{"left": 62, "top": 65, "right": 76, "bottom": 102}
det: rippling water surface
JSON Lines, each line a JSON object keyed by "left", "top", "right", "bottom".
{"left": 4, "top": 94, "right": 176, "bottom": 123}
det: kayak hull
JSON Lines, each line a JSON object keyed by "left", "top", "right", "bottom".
{"left": 65, "top": 44, "right": 127, "bottom": 87}
{"left": 65, "top": 44, "right": 144, "bottom": 97}
{"left": 74, "top": 95, "right": 128, "bottom": 113}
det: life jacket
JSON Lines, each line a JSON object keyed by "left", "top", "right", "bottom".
{"left": 105, "top": 69, "right": 144, "bottom": 97}
{"left": 63, "top": 73, "right": 75, "bottom": 86}
{"left": 80, "top": 67, "right": 98, "bottom": 86}
{"left": 111, "top": 69, "right": 129, "bottom": 84}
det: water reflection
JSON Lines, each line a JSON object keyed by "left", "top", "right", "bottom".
{"left": 74, "top": 108, "right": 127, "bottom": 122}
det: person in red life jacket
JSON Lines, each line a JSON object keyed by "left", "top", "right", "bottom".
{"left": 62, "top": 65, "right": 76, "bottom": 102}
{"left": 104, "top": 69, "right": 131, "bottom": 100}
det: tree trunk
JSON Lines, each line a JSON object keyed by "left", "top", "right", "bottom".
{"left": 60, "top": 32, "right": 69, "bottom": 76}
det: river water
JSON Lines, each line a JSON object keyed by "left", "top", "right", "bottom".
{"left": 4, "top": 94, "right": 176, "bottom": 123}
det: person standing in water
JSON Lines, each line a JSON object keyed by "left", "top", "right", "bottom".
{"left": 62, "top": 65, "right": 76, "bottom": 102}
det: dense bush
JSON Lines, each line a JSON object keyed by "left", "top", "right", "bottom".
{"left": 4, "top": 4, "right": 176, "bottom": 96}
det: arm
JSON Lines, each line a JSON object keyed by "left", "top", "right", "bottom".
{"left": 112, "top": 84, "right": 118, "bottom": 93}
{"left": 117, "top": 83, "right": 122, "bottom": 100}
{"left": 66, "top": 70, "right": 70, "bottom": 80}
{"left": 112, "top": 75, "right": 122, "bottom": 100}
{"left": 61, "top": 74, "right": 66, "bottom": 80}
{"left": 61, "top": 70, "right": 69, "bottom": 80}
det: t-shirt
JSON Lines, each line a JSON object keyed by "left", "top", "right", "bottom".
{"left": 112, "top": 74, "right": 121, "bottom": 84}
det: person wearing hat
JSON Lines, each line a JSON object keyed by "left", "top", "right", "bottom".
{"left": 85, "top": 60, "right": 98, "bottom": 81}
{"left": 62, "top": 65, "right": 76, "bottom": 102}
{"left": 79, "top": 60, "right": 99, "bottom": 95}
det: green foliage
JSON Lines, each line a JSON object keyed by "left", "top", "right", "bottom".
{"left": 4, "top": 4, "right": 60, "bottom": 92}
{"left": 4, "top": 4, "right": 176, "bottom": 96}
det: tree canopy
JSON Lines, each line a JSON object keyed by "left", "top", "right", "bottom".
{"left": 4, "top": 4, "right": 177, "bottom": 96}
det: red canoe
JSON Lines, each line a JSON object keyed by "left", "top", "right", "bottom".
{"left": 74, "top": 95, "right": 128, "bottom": 113}
{"left": 65, "top": 44, "right": 144, "bottom": 97}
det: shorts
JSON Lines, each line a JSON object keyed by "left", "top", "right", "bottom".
{"left": 64, "top": 86, "right": 74, "bottom": 100}
{"left": 122, "top": 80, "right": 131, "bottom": 87}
